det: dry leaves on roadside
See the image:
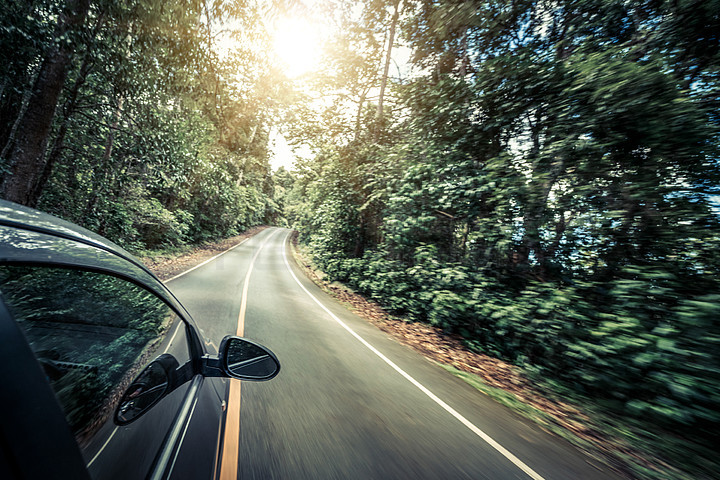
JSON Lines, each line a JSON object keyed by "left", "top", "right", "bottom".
{"left": 143, "top": 226, "right": 267, "bottom": 281}
{"left": 293, "top": 244, "right": 645, "bottom": 478}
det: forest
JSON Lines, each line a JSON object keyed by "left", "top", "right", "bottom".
{"left": 1, "top": 0, "right": 285, "bottom": 248}
{"left": 1, "top": 1, "right": 719, "bottom": 479}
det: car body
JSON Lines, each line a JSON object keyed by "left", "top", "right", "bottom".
{"left": 0, "top": 200, "right": 280, "bottom": 479}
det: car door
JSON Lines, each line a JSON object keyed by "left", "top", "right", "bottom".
{"left": 0, "top": 264, "right": 209, "bottom": 479}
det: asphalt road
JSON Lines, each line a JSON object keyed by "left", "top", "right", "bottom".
{"left": 168, "top": 227, "right": 624, "bottom": 480}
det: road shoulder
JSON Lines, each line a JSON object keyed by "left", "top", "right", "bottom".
{"left": 288, "top": 233, "right": 651, "bottom": 480}
{"left": 138, "top": 226, "right": 268, "bottom": 281}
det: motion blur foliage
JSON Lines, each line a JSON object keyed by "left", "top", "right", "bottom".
{"left": 0, "top": 0, "right": 282, "bottom": 251}
{"left": 288, "top": 0, "right": 720, "bottom": 478}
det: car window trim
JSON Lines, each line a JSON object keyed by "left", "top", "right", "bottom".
{"left": 0, "top": 296, "right": 91, "bottom": 480}
{"left": 2, "top": 262, "right": 207, "bottom": 479}
{"left": 0, "top": 260, "right": 206, "bottom": 363}
{"left": 147, "top": 374, "right": 204, "bottom": 480}
{"left": 0, "top": 223, "right": 203, "bottom": 351}
{"left": 0, "top": 218, "right": 155, "bottom": 280}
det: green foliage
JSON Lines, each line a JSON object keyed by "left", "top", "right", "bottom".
{"left": 1, "top": 0, "right": 283, "bottom": 250}
{"left": 286, "top": 0, "right": 720, "bottom": 477}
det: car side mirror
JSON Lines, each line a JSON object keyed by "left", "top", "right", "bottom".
{"left": 218, "top": 336, "right": 280, "bottom": 381}
{"left": 114, "top": 354, "right": 178, "bottom": 425}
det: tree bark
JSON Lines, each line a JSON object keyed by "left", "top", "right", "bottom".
{"left": 84, "top": 96, "right": 124, "bottom": 224}
{"left": 376, "top": 0, "right": 401, "bottom": 126}
{"left": 0, "top": 0, "right": 91, "bottom": 206}
{"left": 354, "top": 88, "right": 369, "bottom": 142}
{"left": 29, "top": 52, "right": 95, "bottom": 207}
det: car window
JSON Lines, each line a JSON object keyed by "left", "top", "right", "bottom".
{"left": 0, "top": 265, "right": 194, "bottom": 479}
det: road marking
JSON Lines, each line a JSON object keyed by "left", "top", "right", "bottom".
{"left": 165, "top": 237, "right": 252, "bottom": 283}
{"left": 87, "top": 427, "right": 118, "bottom": 467}
{"left": 280, "top": 232, "right": 547, "bottom": 480}
{"left": 87, "top": 232, "right": 265, "bottom": 470}
{"left": 164, "top": 322, "right": 182, "bottom": 353}
{"left": 219, "top": 229, "right": 280, "bottom": 480}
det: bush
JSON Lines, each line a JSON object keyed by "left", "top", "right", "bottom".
{"left": 303, "top": 241, "right": 720, "bottom": 447}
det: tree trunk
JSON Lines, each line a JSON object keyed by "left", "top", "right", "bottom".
{"left": 0, "top": 0, "right": 44, "bottom": 150}
{"left": 376, "top": 0, "right": 401, "bottom": 126}
{"left": 102, "top": 97, "right": 124, "bottom": 166}
{"left": 0, "top": 72, "right": 38, "bottom": 162}
{"left": 29, "top": 52, "right": 94, "bottom": 206}
{"left": 84, "top": 96, "right": 124, "bottom": 224}
{"left": 0, "top": 0, "right": 91, "bottom": 206}
{"left": 354, "top": 88, "right": 368, "bottom": 142}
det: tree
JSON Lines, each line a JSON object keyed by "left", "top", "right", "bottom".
{"left": 288, "top": 2, "right": 720, "bottom": 477}
{"left": 0, "top": 0, "right": 91, "bottom": 205}
{"left": 2, "top": 0, "right": 283, "bottom": 249}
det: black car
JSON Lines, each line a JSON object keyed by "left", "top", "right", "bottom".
{"left": 0, "top": 200, "right": 280, "bottom": 479}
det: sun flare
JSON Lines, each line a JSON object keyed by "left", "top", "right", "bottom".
{"left": 272, "top": 18, "right": 322, "bottom": 78}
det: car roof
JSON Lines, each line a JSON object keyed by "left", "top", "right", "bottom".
{"left": 0, "top": 200, "right": 147, "bottom": 270}
{"left": 0, "top": 199, "right": 196, "bottom": 333}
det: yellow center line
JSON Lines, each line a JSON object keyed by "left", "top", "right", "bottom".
{"left": 218, "top": 229, "right": 279, "bottom": 480}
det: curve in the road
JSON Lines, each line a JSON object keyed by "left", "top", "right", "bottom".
{"left": 278, "top": 232, "right": 546, "bottom": 480}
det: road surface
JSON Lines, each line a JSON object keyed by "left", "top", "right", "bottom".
{"left": 167, "top": 227, "right": 624, "bottom": 480}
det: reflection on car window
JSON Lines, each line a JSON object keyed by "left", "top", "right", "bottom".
{"left": 0, "top": 266, "right": 190, "bottom": 444}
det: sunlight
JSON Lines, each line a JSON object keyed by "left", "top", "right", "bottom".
{"left": 272, "top": 17, "right": 322, "bottom": 78}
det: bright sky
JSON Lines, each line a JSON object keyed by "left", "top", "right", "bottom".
{"left": 272, "top": 17, "right": 324, "bottom": 78}
{"left": 267, "top": 5, "right": 326, "bottom": 171}
{"left": 270, "top": 128, "right": 314, "bottom": 171}
{"left": 269, "top": 129, "right": 295, "bottom": 171}
{"left": 264, "top": 2, "right": 413, "bottom": 172}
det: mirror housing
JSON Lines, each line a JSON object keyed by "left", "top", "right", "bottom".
{"left": 114, "top": 354, "right": 178, "bottom": 425}
{"left": 208, "top": 336, "right": 280, "bottom": 381}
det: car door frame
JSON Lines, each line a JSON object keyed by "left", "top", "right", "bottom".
{"left": 0, "top": 298, "right": 92, "bottom": 479}
{"left": 0, "top": 225, "right": 219, "bottom": 480}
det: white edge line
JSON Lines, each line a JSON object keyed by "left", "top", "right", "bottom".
{"left": 163, "top": 322, "right": 182, "bottom": 354}
{"left": 280, "top": 233, "right": 547, "bottom": 480}
{"left": 164, "top": 237, "right": 252, "bottom": 283}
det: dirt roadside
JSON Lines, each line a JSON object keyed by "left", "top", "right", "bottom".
{"left": 139, "top": 226, "right": 267, "bottom": 281}
{"left": 142, "top": 227, "right": 656, "bottom": 480}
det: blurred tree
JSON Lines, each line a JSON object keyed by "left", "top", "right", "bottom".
{"left": 1, "top": 0, "right": 286, "bottom": 249}
{"left": 0, "top": 0, "right": 91, "bottom": 204}
{"left": 286, "top": 0, "right": 409, "bottom": 259}
{"left": 289, "top": 1, "right": 720, "bottom": 477}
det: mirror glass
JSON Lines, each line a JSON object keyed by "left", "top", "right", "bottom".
{"left": 224, "top": 338, "right": 280, "bottom": 380}
{"left": 114, "top": 358, "right": 170, "bottom": 425}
